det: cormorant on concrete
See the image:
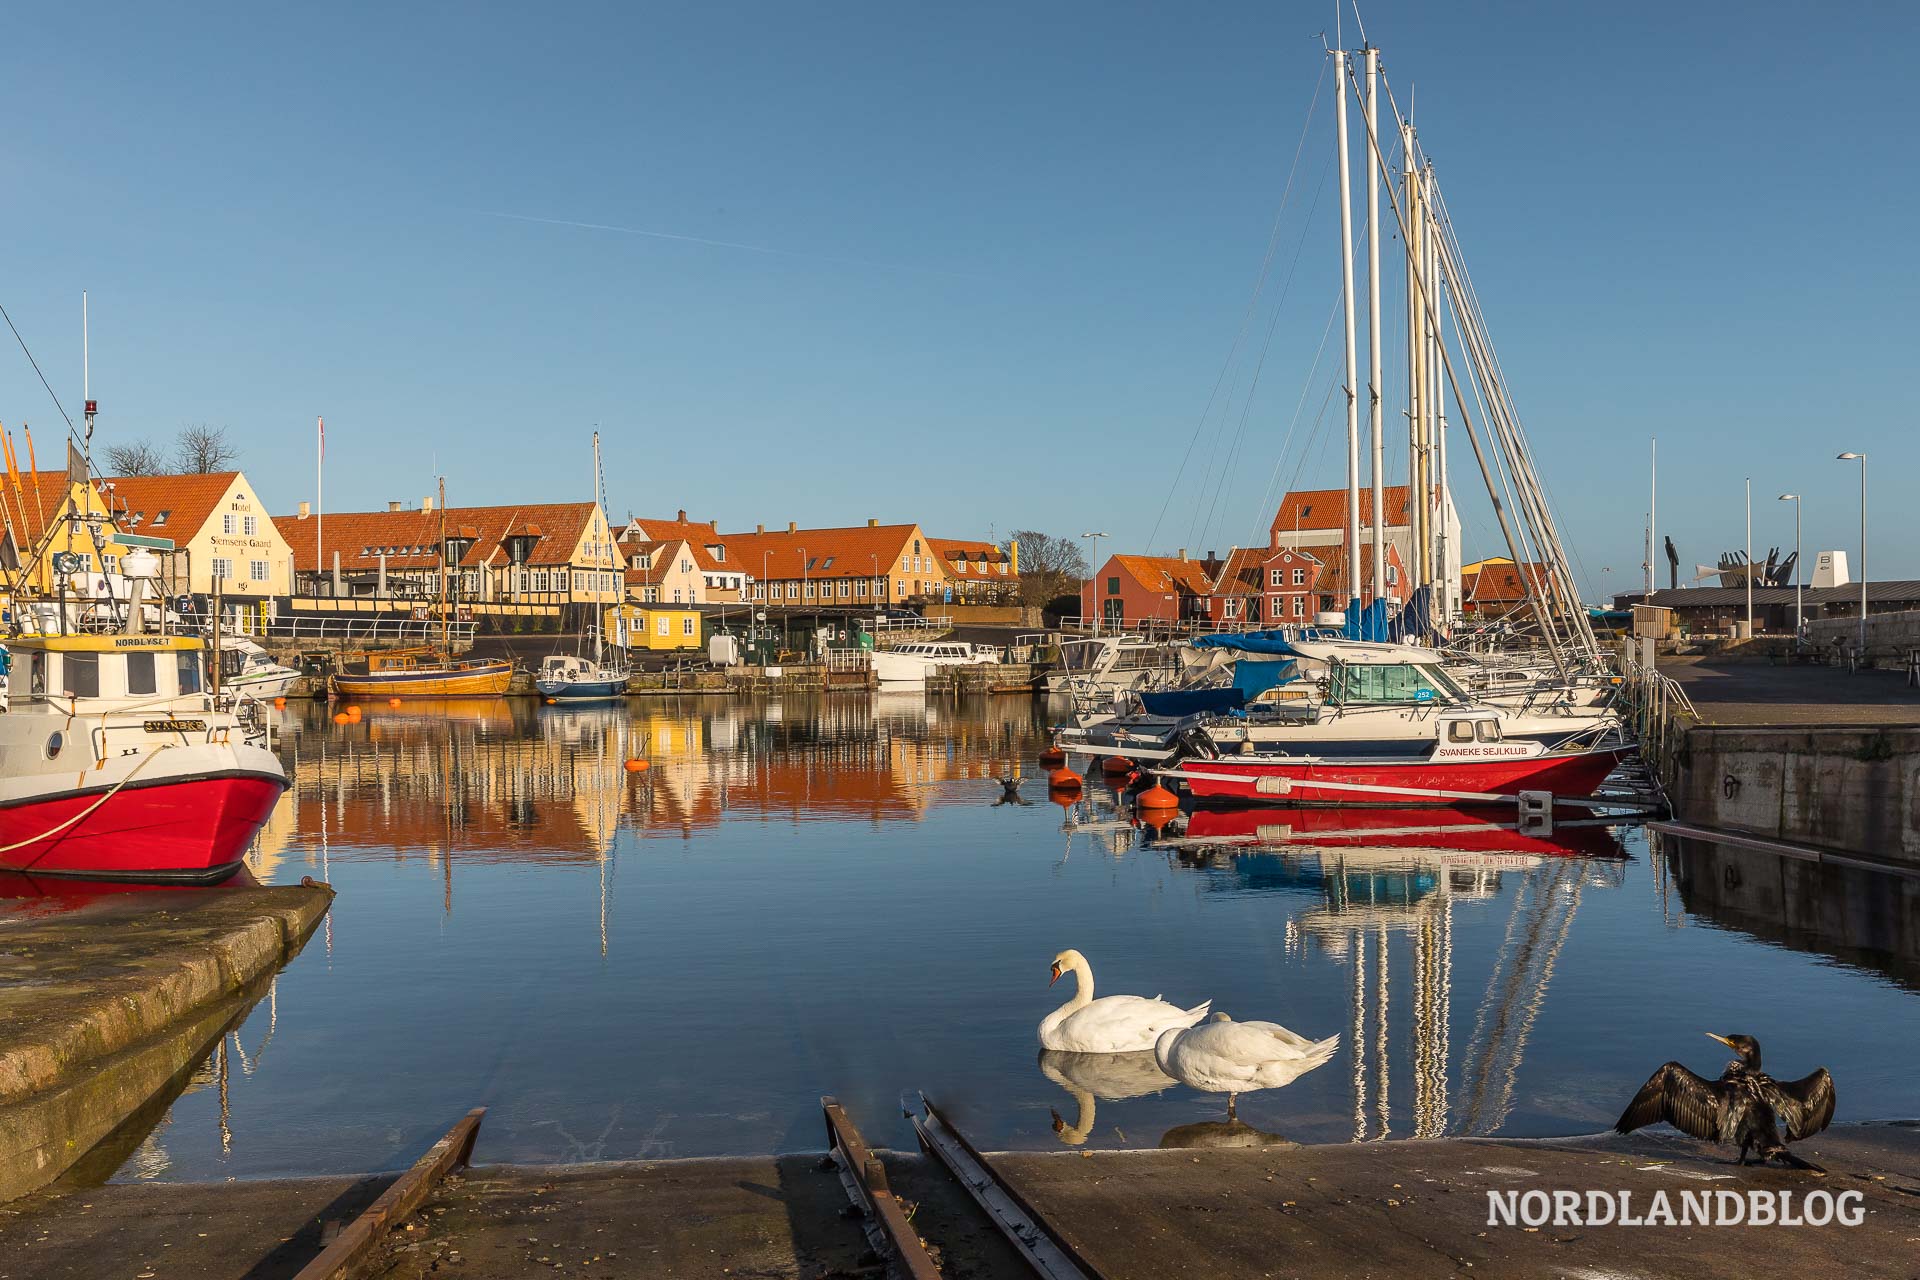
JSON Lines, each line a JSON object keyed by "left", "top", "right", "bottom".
{"left": 1615, "top": 1033, "right": 1836, "bottom": 1172}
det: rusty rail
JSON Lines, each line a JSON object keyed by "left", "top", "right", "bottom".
{"left": 291, "top": 1107, "right": 486, "bottom": 1280}
{"left": 821, "top": 1096, "right": 943, "bottom": 1280}
{"left": 907, "top": 1092, "right": 1107, "bottom": 1280}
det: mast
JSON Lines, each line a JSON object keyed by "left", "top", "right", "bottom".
{"left": 1403, "top": 120, "right": 1425, "bottom": 603}
{"left": 591, "top": 430, "right": 604, "bottom": 667}
{"left": 1364, "top": 47, "right": 1385, "bottom": 607}
{"left": 1646, "top": 438, "right": 1656, "bottom": 601}
{"left": 1333, "top": 47, "right": 1362, "bottom": 612}
{"left": 1422, "top": 165, "right": 1441, "bottom": 594}
{"left": 438, "top": 476, "right": 449, "bottom": 658}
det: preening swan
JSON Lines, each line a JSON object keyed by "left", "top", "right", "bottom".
{"left": 1038, "top": 949, "right": 1210, "bottom": 1054}
{"left": 1154, "top": 1012, "right": 1339, "bottom": 1116}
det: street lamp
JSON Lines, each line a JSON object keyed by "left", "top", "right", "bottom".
{"left": 1081, "top": 531, "right": 1107, "bottom": 635}
{"left": 870, "top": 553, "right": 879, "bottom": 609}
{"left": 1837, "top": 452, "right": 1867, "bottom": 656}
{"left": 1777, "top": 493, "right": 1801, "bottom": 640}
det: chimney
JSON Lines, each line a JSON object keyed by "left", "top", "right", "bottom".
{"left": 388, "top": 500, "right": 404, "bottom": 513}
{"left": 788, "top": 521, "right": 797, "bottom": 534}
{"left": 1177, "top": 548, "right": 1186, "bottom": 561}
{"left": 756, "top": 523, "right": 765, "bottom": 535}
{"left": 867, "top": 517, "right": 877, "bottom": 528}
{"left": 298, "top": 501, "right": 311, "bottom": 519}
{"left": 422, "top": 495, "right": 433, "bottom": 513}
{"left": 677, "top": 508, "right": 687, "bottom": 521}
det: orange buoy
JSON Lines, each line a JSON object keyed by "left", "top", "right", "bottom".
{"left": 1047, "top": 767, "right": 1082, "bottom": 790}
{"left": 624, "top": 758, "right": 650, "bottom": 774}
{"left": 346, "top": 705, "right": 363, "bottom": 721}
{"left": 332, "top": 711, "right": 351, "bottom": 725}
{"left": 1039, "top": 746, "right": 1066, "bottom": 768}
{"left": 1135, "top": 783, "right": 1180, "bottom": 810}
{"left": 272, "top": 697, "right": 286, "bottom": 709}
{"left": 545, "top": 697, "right": 558, "bottom": 705}
{"left": 1101, "top": 755, "right": 1133, "bottom": 776}
{"left": 388, "top": 697, "right": 403, "bottom": 707}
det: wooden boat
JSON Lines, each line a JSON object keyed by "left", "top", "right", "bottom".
{"left": 332, "top": 647, "right": 514, "bottom": 698}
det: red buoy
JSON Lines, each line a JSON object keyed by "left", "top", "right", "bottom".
{"left": 1039, "top": 746, "right": 1066, "bottom": 768}
{"left": 1101, "top": 755, "right": 1133, "bottom": 776}
{"left": 388, "top": 697, "right": 403, "bottom": 707}
{"left": 331, "top": 711, "right": 351, "bottom": 725}
{"left": 1048, "top": 768, "right": 1082, "bottom": 790}
{"left": 1136, "top": 783, "right": 1179, "bottom": 810}
{"left": 625, "top": 758, "right": 651, "bottom": 774}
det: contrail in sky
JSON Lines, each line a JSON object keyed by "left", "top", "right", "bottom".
{"left": 480, "top": 209, "right": 984, "bottom": 281}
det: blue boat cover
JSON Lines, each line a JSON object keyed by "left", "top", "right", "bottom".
{"left": 1232, "top": 659, "right": 1297, "bottom": 699}
{"left": 1191, "top": 630, "right": 1300, "bottom": 656}
{"left": 1139, "top": 686, "right": 1246, "bottom": 716}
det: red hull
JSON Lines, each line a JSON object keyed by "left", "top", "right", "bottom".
{"left": 1181, "top": 806, "right": 1628, "bottom": 858}
{"left": 0, "top": 773, "right": 287, "bottom": 883}
{"left": 1177, "top": 749, "right": 1629, "bottom": 807}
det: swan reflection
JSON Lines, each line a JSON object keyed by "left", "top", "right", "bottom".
{"left": 1037, "top": 1048, "right": 1173, "bottom": 1146}
{"left": 1158, "top": 1117, "right": 1299, "bottom": 1150}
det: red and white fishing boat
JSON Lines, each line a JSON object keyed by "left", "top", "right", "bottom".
{"left": 0, "top": 630, "right": 287, "bottom": 883}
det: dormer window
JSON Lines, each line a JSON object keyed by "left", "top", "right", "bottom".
{"left": 153, "top": 510, "right": 170, "bottom": 526}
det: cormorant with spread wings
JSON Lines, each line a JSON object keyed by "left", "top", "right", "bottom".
{"left": 1615, "top": 1033, "right": 1836, "bottom": 1172}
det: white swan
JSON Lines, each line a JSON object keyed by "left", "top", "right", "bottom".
{"left": 1038, "top": 949, "right": 1210, "bottom": 1054}
{"left": 1154, "top": 1012, "right": 1340, "bottom": 1116}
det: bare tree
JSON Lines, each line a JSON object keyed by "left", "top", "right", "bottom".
{"left": 173, "top": 424, "right": 239, "bottom": 473}
{"left": 102, "top": 438, "right": 170, "bottom": 476}
{"left": 1007, "top": 530, "right": 1090, "bottom": 609}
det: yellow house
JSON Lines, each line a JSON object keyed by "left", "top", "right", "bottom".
{"left": 604, "top": 603, "right": 703, "bottom": 651}
{"left": 102, "top": 471, "right": 294, "bottom": 602}
{"left": 0, "top": 470, "right": 133, "bottom": 596}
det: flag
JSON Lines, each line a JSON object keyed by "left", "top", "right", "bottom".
{"left": 317, "top": 415, "right": 324, "bottom": 461}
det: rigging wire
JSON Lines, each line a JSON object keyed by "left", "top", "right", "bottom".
{"left": 1145, "top": 56, "right": 1328, "bottom": 556}
{"left": 0, "top": 299, "right": 78, "bottom": 440}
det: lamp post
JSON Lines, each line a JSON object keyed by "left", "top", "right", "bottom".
{"left": 1837, "top": 452, "right": 1867, "bottom": 656}
{"left": 1777, "top": 493, "right": 1801, "bottom": 640}
{"left": 1743, "top": 477, "right": 1753, "bottom": 639}
{"left": 1081, "top": 531, "right": 1107, "bottom": 635}
{"left": 870, "top": 553, "right": 880, "bottom": 610}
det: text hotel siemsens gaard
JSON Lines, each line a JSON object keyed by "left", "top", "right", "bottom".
{"left": 1488, "top": 1188, "right": 1865, "bottom": 1228}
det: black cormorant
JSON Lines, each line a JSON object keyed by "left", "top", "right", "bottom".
{"left": 1615, "top": 1033, "right": 1836, "bottom": 1171}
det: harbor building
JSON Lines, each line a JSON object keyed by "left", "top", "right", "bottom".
{"left": 726, "top": 520, "right": 951, "bottom": 608}
{"left": 622, "top": 538, "right": 707, "bottom": 605}
{"left": 929, "top": 537, "right": 1019, "bottom": 604}
{"left": 618, "top": 512, "right": 748, "bottom": 601}
{"left": 1080, "top": 553, "right": 1214, "bottom": 629}
{"left": 102, "top": 471, "right": 294, "bottom": 629}
{"left": 0, "top": 470, "right": 134, "bottom": 600}
{"left": 273, "top": 498, "right": 625, "bottom": 623}
{"left": 1268, "top": 485, "right": 1461, "bottom": 615}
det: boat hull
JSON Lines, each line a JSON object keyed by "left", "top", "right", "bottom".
{"left": 334, "top": 662, "right": 514, "bottom": 698}
{"left": 534, "top": 676, "right": 628, "bottom": 702}
{"left": 1172, "top": 748, "right": 1629, "bottom": 808}
{"left": 0, "top": 770, "right": 288, "bottom": 882}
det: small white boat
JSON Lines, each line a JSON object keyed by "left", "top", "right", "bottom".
{"left": 535, "top": 651, "right": 630, "bottom": 702}
{"left": 871, "top": 640, "right": 999, "bottom": 686}
{"left": 1043, "top": 635, "right": 1178, "bottom": 694}
{"left": 220, "top": 637, "right": 303, "bottom": 701}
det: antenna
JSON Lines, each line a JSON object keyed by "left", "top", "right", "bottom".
{"left": 81, "top": 292, "right": 95, "bottom": 448}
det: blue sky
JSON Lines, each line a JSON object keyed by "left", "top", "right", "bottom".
{"left": 2, "top": 2, "right": 1913, "bottom": 595}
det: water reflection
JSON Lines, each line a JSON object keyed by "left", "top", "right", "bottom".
{"left": 51, "top": 694, "right": 1916, "bottom": 1181}
{"left": 1158, "top": 1117, "right": 1298, "bottom": 1150}
{"left": 1038, "top": 1050, "right": 1173, "bottom": 1145}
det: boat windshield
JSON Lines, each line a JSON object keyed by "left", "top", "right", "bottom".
{"left": 1059, "top": 639, "right": 1110, "bottom": 671}
{"left": 1327, "top": 661, "right": 1456, "bottom": 706}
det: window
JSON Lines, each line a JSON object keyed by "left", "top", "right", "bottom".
{"left": 1448, "top": 720, "right": 1476, "bottom": 743}
{"left": 153, "top": 510, "right": 170, "bottom": 525}
{"left": 62, "top": 652, "right": 100, "bottom": 699}
{"left": 1293, "top": 568, "right": 1307, "bottom": 586}
{"left": 896, "top": 579, "right": 905, "bottom": 597}
{"left": 1292, "top": 596, "right": 1305, "bottom": 617}
{"left": 211, "top": 557, "right": 233, "bottom": 581}
{"left": 126, "top": 651, "right": 157, "bottom": 695}
{"left": 673, "top": 588, "right": 682, "bottom": 602}
{"left": 682, "top": 617, "right": 695, "bottom": 636}
{"left": 26, "top": 651, "right": 47, "bottom": 696}
{"left": 822, "top": 556, "right": 835, "bottom": 569}
{"left": 856, "top": 580, "right": 868, "bottom": 598}
{"left": 1475, "top": 721, "right": 1502, "bottom": 743}
{"left": 222, "top": 515, "right": 237, "bottom": 534}
{"left": 102, "top": 554, "right": 118, "bottom": 574}
{"left": 249, "top": 559, "right": 269, "bottom": 582}
{"left": 242, "top": 515, "right": 258, "bottom": 536}
{"left": 806, "top": 556, "right": 818, "bottom": 571}
{"left": 1224, "top": 599, "right": 1240, "bottom": 619}
{"left": 644, "top": 587, "right": 659, "bottom": 603}
{"left": 1270, "top": 569, "right": 1284, "bottom": 587}
{"left": 656, "top": 617, "right": 670, "bottom": 637}
{"left": 1387, "top": 564, "right": 1400, "bottom": 585}
{"left": 787, "top": 583, "right": 799, "bottom": 599}
{"left": 1329, "top": 663, "right": 1445, "bottom": 705}
{"left": 837, "top": 580, "right": 849, "bottom": 597}
{"left": 913, "top": 539, "right": 921, "bottom": 555}
{"left": 803, "top": 582, "right": 815, "bottom": 599}
{"left": 1107, "top": 576, "right": 1120, "bottom": 595}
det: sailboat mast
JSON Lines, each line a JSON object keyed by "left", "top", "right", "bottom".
{"left": 1364, "top": 47, "right": 1385, "bottom": 607}
{"left": 1333, "top": 47, "right": 1362, "bottom": 609}
{"left": 438, "top": 476, "right": 448, "bottom": 656}
{"left": 1422, "top": 165, "right": 1441, "bottom": 593}
{"left": 1402, "top": 120, "right": 1424, "bottom": 600}
{"left": 591, "top": 430, "right": 603, "bottom": 667}
{"left": 1432, "top": 226, "right": 1452, "bottom": 624}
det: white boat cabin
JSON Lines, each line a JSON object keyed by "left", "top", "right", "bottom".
{"left": 7, "top": 636, "right": 209, "bottom": 713}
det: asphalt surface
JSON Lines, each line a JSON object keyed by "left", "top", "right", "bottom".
{"left": 1660, "top": 656, "right": 1920, "bottom": 725}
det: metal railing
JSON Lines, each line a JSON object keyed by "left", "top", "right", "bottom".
{"left": 176, "top": 609, "right": 478, "bottom": 646}
{"left": 1617, "top": 652, "right": 1697, "bottom": 791}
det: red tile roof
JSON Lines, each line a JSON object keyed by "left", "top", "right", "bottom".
{"left": 101, "top": 471, "right": 244, "bottom": 542}
{"left": 1111, "top": 554, "right": 1213, "bottom": 597}
{"left": 930, "top": 537, "right": 1012, "bottom": 576}
{"left": 1464, "top": 558, "right": 1552, "bottom": 605}
{"left": 274, "top": 501, "right": 616, "bottom": 572}
{"left": 1304, "top": 544, "right": 1403, "bottom": 596}
{"left": 721, "top": 524, "right": 929, "bottom": 581}
{"left": 1208, "top": 546, "right": 1323, "bottom": 597}
{"left": 1270, "top": 486, "right": 1413, "bottom": 539}
{"left": 0, "top": 470, "right": 97, "bottom": 549}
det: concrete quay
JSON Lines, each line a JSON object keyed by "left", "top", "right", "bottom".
{"left": 2, "top": 1124, "right": 1914, "bottom": 1279}
{"left": 0, "top": 882, "right": 333, "bottom": 1202}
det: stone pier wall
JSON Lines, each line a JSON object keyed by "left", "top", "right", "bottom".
{"left": 1671, "top": 725, "right": 1920, "bottom": 866}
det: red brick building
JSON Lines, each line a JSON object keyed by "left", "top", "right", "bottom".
{"left": 1081, "top": 553, "right": 1214, "bottom": 629}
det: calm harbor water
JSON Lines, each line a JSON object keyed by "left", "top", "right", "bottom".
{"left": 68, "top": 696, "right": 1920, "bottom": 1180}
